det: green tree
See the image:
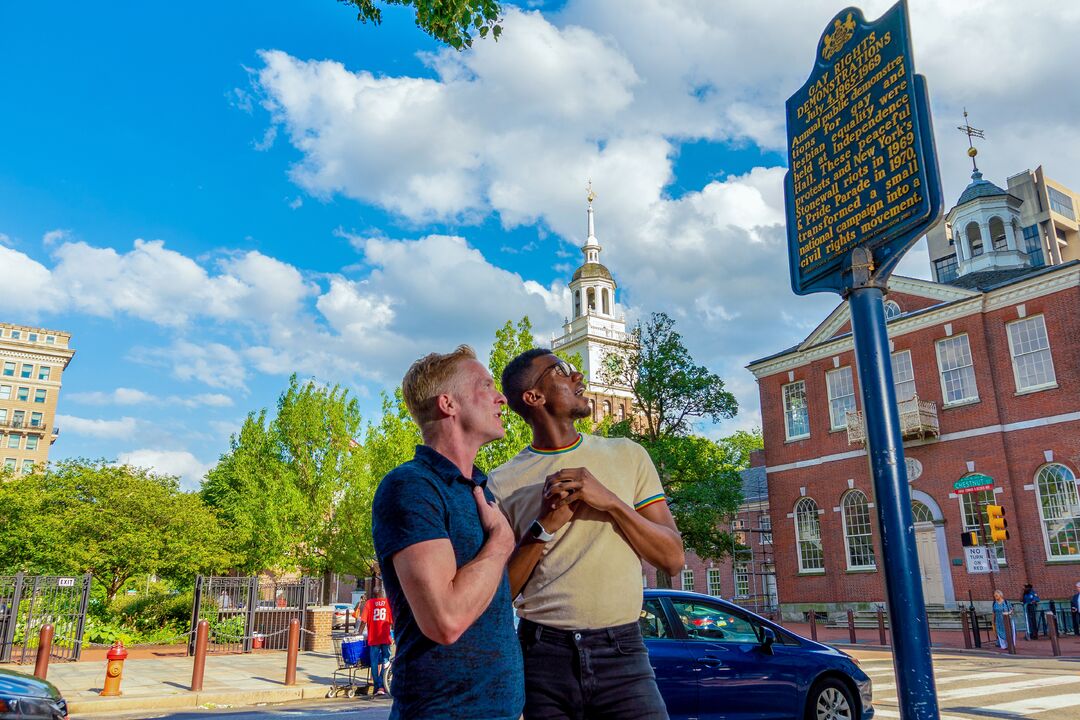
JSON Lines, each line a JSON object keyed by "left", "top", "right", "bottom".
{"left": 603, "top": 312, "right": 738, "bottom": 443}
{"left": 202, "top": 375, "right": 377, "bottom": 598}
{"left": 339, "top": 0, "right": 502, "bottom": 49}
{"left": 600, "top": 312, "right": 747, "bottom": 561}
{"left": 0, "top": 460, "right": 233, "bottom": 602}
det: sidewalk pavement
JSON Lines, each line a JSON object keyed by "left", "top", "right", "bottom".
{"left": 1, "top": 648, "right": 389, "bottom": 718}
{"left": 6, "top": 623, "right": 1078, "bottom": 718}
{"left": 781, "top": 620, "right": 1080, "bottom": 658}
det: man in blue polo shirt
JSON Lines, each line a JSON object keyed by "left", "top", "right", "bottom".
{"left": 372, "top": 345, "right": 523, "bottom": 720}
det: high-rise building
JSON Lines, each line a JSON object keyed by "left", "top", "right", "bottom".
{"left": 551, "top": 186, "right": 636, "bottom": 424}
{"left": 0, "top": 323, "right": 75, "bottom": 475}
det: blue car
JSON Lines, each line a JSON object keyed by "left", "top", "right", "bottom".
{"left": 642, "top": 589, "right": 873, "bottom": 720}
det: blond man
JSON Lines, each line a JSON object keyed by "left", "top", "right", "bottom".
{"left": 372, "top": 346, "right": 523, "bottom": 720}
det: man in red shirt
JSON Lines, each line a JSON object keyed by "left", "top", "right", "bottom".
{"left": 358, "top": 581, "right": 394, "bottom": 695}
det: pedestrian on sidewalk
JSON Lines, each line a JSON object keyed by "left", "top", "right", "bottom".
{"left": 372, "top": 346, "right": 522, "bottom": 720}
{"left": 992, "top": 590, "right": 1016, "bottom": 650}
{"left": 357, "top": 580, "right": 394, "bottom": 696}
{"left": 1071, "top": 581, "right": 1080, "bottom": 636}
{"left": 490, "top": 349, "right": 685, "bottom": 720}
{"left": 1022, "top": 583, "right": 1040, "bottom": 640}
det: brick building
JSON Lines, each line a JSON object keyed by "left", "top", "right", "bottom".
{"left": 747, "top": 246, "right": 1079, "bottom": 619}
{"left": 0, "top": 323, "right": 75, "bottom": 475}
{"left": 642, "top": 464, "right": 778, "bottom": 614}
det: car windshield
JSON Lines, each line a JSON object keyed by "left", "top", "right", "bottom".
{"left": 669, "top": 599, "right": 761, "bottom": 643}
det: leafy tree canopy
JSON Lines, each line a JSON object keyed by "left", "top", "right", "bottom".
{"left": 0, "top": 459, "right": 233, "bottom": 602}
{"left": 339, "top": 0, "right": 502, "bottom": 49}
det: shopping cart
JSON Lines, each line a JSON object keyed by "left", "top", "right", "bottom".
{"left": 326, "top": 635, "right": 371, "bottom": 698}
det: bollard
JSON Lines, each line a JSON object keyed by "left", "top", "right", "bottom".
{"left": 876, "top": 607, "right": 887, "bottom": 646}
{"left": 960, "top": 608, "right": 972, "bottom": 649}
{"left": 808, "top": 610, "right": 818, "bottom": 641}
{"left": 344, "top": 608, "right": 351, "bottom": 634}
{"left": 847, "top": 609, "right": 857, "bottom": 644}
{"left": 970, "top": 608, "right": 982, "bottom": 648}
{"left": 1046, "top": 612, "right": 1061, "bottom": 657}
{"left": 33, "top": 625, "right": 54, "bottom": 680}
{"left": 1004, "top": 612, "right": 1017, "bottom": 655}
{"left": 191, "top": 620, "right": 209, "bottom": 692}
{"left": 99, "top": 640, "right": 129, "bottom": 696}
{"left": 285, "top": 618, "right": 300, "bottom": 686}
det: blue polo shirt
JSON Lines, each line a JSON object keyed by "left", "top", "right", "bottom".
{"left": 372, "top": 445, "right": 523, "bottom": 720}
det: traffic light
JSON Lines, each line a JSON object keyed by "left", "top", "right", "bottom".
{"left": 986, "top": 504, "right": 1009, "bottom": 542}
{"left": 960, "top": 530, "right": 979, "bottom": 547}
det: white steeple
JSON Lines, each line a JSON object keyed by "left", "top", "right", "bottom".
{"left": 583, "top": 181, "right": 601, "bottom": 265}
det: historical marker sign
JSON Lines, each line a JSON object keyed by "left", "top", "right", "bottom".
{"left": 785, "top": 0, "right": 942, "bottom": 295}
{"left": 953, "top": 473, "right": 994, "bottom": 495}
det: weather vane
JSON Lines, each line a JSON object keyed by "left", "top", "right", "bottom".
{"left": 956, "top": 108, "right": 985, "bottom": 172}
{"left": 586, "top": 179, "right": 596, "bottom": 205}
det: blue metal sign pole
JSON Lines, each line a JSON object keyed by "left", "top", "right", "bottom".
{"left": 847, "top": 249, "right": 939, "bottom": 719}
{"left": 783, "top": 3, "right": 943, "bottom": 716}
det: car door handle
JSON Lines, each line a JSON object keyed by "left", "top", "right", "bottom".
{"left": 695, "top": 657, "right": 725, "bottom": 668}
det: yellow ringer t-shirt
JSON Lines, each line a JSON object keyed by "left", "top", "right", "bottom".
{"left": 487, "top": 433, "right": 666, "bottom": 631}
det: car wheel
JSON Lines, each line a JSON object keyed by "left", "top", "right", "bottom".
{"left": 807, "top": 678, "right": 856, "bottom": 720}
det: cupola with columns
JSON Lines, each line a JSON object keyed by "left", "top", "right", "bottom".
{"left": 551, "top": 183, "right": 637, "bottom": 417}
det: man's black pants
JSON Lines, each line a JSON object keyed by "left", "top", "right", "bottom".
{"left": 517, "top": 618, "right": 668, "bottom": 720}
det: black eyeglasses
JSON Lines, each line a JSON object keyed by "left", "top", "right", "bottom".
{"left": 533, "top": 359, "right": 577, "bottom": 387}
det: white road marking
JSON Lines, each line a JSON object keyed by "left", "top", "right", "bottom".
{"left": 873, "top": 671, "right": 1022, "bottom": 691}
{"left": 983, "top": 693, "right": 1080, "bottom": 716}
{"left": 873, "top": 709, "right": 971, "bottom": 720}
{"left": 877, "top": 674, "right": 1080, "bottom": 703}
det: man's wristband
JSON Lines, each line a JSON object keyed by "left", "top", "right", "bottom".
{"left": 528, "top": 519, "right": 556, "bottom": 542}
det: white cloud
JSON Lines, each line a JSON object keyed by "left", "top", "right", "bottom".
{"left": 0, "top": 233, "right": 12, "bottom": 247}
{"left": 115, "top": 449, "right": 213, "bottom": 491}
{"left": 56, "top": 414, "right": 139, "bottom": 438}
{"left": 68, "top": 388, "right": 156, "bottom": 406}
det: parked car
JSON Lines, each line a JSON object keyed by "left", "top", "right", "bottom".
{"left": 332, "top": 602, "right": 353, "bottom": 629}
{"left": 0, "top": 667, "right": 68, "bottom": 720}
{"left": 642, "top": 589, "right": 873, "bottom": 720}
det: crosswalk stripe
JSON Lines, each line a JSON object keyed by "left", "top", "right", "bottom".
{"left": 873, "top": 708, "right": 971, "bottom": 720}
{"left": 877, "top": 674, "right": 1080, "bottom": 703}
{"left": 983, "top": 693, "right": 1080, "bottom": 716}
{"left": 873, "top": 671, "right": 1022, "bottom": 691}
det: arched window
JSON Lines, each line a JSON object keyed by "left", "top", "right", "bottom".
{"left": 842, "top": 490, "right": 876, "bottom": 570}
{"left": 574, "top": 291, "right": 581, "bottom": 318}
{"left": 884, "top": 300, "right": 901, "bottom": 320}
{"left": 794, "top": 498, "right": 825, "bottom": 572}
{"left": 1034, "top": 464, "right": 1080, "bottom": 559}
{"left": 602, "top": 400, "right": 611, "bottom": 417}
{"left": 966, "top": 222, "right": 983, "bottom": 256}
{"left": 989, "top": 216, "right": 1008, "bottom": 250}
{"left": 911, "top": 500, "right": 934, "bottom": 524}
{"left": 602, "top": 288, "right": 611, "bottom": 315}
{"left": 586, "top": 288, "right": 596, "bottom": 313}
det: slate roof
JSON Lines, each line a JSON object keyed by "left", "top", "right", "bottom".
{"left": 739, "top": 465, "right": 768, "bottom": 503}
{"left": 956, "top": 170, "right": 1014, "bottom": 206}
{"left": 946, "top": 261, "right": 1076, "bottom": 291}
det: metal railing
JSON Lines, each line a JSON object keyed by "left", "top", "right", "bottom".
{"left": 0, "top": 418, "right": 48, "bottom": 433}
{"left": 846, "top": 394, "right": 939, "bottom": 445}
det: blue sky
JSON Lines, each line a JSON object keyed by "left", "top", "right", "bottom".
{"left": 3, "top": 1, "right": 1078, "bottom": 488}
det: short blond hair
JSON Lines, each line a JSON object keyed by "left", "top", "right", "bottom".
{"left": 402, "top": 345, "right": 477, "bottom": 426}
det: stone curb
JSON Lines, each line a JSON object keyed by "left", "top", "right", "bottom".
{"left": 68, "top": 683, "right": 328, "bottom": 717}
{"left": 826, "top": 640, "right": 1080, "bottom": 660}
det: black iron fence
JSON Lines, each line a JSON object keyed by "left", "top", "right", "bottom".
{"left": 188, "top": 575, "right": 323, "bottom": 655}
{"left": 0, "top": 572, "right": 91, "bottom": 663}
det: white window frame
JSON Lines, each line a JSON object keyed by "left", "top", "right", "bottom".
{"left": 707, "top": 568, "right": 723, "bottom": 597}
{"left": 25, "top": 435, "right": 39, "bottom": 451}
{"left": 794, "top": 497, "right": 825, "bottom": 573}
{"left": 733, "top": 562, "right": 750, "bottom": 598}
{"left": 936, "top": 334, "right": 979, "bottom": 405}
{"left": 0, "top": 385, "right": 10, "bottom": 400}
{"left": 1033, "top": 463, "right": 1080, "bottom": 561}
{"left": 826, "top": 366, "right": 856, "bottom": 430}
{"left": 959, "top": 488, "right": 1005, "bottom": 565}
{"left": 4, "top": 458, "right": 16, "bottom": 471}
{"left": 759, "top": 515, "right": 773, "bottom": 545}
{"left": 1006, "top": 315, "right": 1056, "bottom": 393}
{"left": 681, "top": 569, "right": 695, "bottom": 592}
{"left": 841, "top": 490, "right": 877, "bottom": 570}
{"left": 891, "top": 349, "right": 916, "bottom": 402}
{"left": 783, "top": 380, "right": 810, "bottom": 441}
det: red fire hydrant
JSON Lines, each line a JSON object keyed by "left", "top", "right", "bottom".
{"left": 100, "top": 640, "right": 128, "bottom": 696}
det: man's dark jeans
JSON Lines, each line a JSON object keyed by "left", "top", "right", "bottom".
{"left": 518, "top": 618, "right": 668, "bottom": 720}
